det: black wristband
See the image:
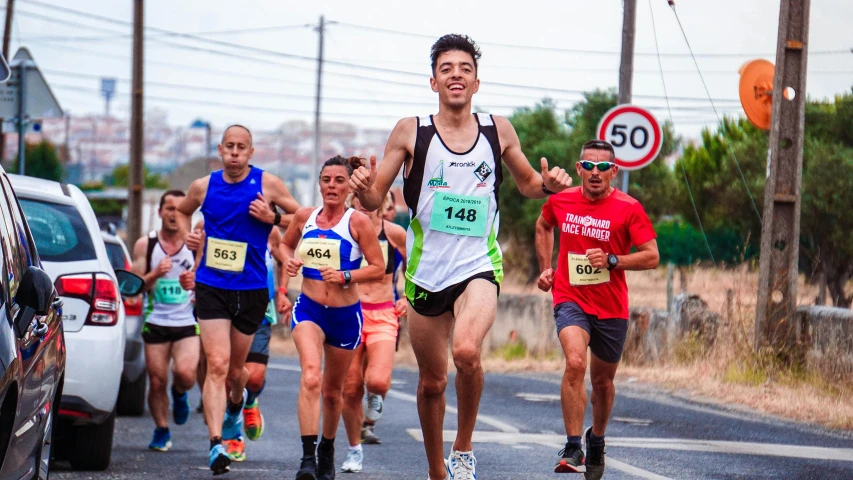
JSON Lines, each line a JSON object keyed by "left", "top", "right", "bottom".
{"left": 273, "top": 211, "right": 281, "bottom": 226}
{"left": 542, "top": 183, "right": 556, "bottom": 195}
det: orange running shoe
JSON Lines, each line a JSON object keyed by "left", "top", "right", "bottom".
{"left": 243, "top": 399, "right": 265, "bottom": 441}
{"left": 224, "top": 437, "right": 246, "bottom": 462}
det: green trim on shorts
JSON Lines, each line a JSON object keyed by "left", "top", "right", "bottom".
{"left": 405, "top": 217, "right": 425, "bottom": 283}
{"left": 405, "top": 278, "right": 417, "bottom": 304}
{"left": 487, "top": 217, "right": 504, "bottom": 285}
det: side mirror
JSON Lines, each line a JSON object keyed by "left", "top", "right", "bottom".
{"left": 115, "top": 269, "right": 144, "bottom": 297}
{"left": 15, "top": 266, "right": 54, "bottom": 337}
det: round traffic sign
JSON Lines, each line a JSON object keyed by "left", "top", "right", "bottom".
{"left": 596, "top": 105, "right": 663, "bottom": 171}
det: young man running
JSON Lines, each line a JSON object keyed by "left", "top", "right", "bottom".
{"left": 349, "top": 34, "right": 572, "bottom": 480}
{"left": 535, "top": 140, "right": 659, "bottom": 478}
{"left": 132, "top": 190, "right": 199, "bottom": 452}
{"left": 178, "top": 124, "right": 299, "bottom": 475}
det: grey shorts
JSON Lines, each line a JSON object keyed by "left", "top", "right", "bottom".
{"left": 246, "top": 323, "right": 271, "bottom": 365}
{"left": 554, "top": 302, "right": 628, "bottom": 364}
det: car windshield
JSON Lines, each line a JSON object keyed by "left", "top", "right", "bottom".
{"left": 104, "top": 242, "right": 126, "bottom": 271}
{"left": 18, "top": 198, "right": 96, "bottom": 262}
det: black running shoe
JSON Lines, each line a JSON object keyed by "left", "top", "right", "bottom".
{"left": 582, "top": 427, "right": 605, "bottom": 480}
{"left": 295, "top": 455, "right": 317, "bottom": 480}
{"left": 316, "top": 442, "right": 335, "bottom": 480}
{"left": 554, "top": 443, "right": 586, "bottom": 473}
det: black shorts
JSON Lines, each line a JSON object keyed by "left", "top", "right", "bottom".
{"left": 141, "top": 323, "right": 199, "bottom": 344}
{"left": 407, "top": 271, "right": 500, "bottom": 317}
{"left": 194, "top": 282, "right": 268, "bottom": 336}
{"left": 554, "top": 302, "right": 628, "bottom": 364}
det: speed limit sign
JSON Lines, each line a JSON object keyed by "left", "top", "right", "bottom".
{"left": 597, "top": 105, "right": 663, "bottom": 171}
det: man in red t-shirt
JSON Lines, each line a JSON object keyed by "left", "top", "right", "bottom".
{"left": 535, "top": 139, "right": 659, "bottom": 477}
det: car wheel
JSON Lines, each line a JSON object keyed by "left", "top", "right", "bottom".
{"left": 68, "top": 410, "right": 114, "bottom": 471}
{"left": 116, "top": 374, "right": 146, "bottom": 416}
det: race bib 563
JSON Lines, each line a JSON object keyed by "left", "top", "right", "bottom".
{"left": 206, "top": 237, "right": 248, "bottom": 272}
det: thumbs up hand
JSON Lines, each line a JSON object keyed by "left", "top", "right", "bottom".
{"left": 349, "top": 155, "right": 377, "bottom": 193}
{"left": 540, "top": 157, "right": 572, "bottom": 194}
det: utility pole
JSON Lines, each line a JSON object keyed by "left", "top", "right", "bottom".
{"left": 755, "top": 0, "right": 811, "bottom": 358}
{"left": 615, "top": 0, "right": 637, "bottom": 193}
{"left": 311, "top": 15, "right": 325, "bottom": 206}
{"left": 127, "top": 0, "right": 144, "bottom": 245}
{"left": 15, "top": 54, "right": 25, "bottom": 174}
{"left": 0, "top": 0, "right": 13, "bottom": 164}
{"left": 63, "top": 112, "right": 70, "bottom": 163}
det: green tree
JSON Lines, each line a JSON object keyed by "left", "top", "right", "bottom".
{"left": 11, "top": 140, "right": 64, "bottom": 181}
{"left": 502, "top": 100, "right": 574, "bottom": 282}
{"left": 673, "top": 117, "right": 767, "bottom": 262}
{"left": 110, "top": 164, "right": 169, "bottom": 189}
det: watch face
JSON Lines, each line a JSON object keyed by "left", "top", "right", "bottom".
{"left": 608, "top": 255, "right": 618, "bottom": 266}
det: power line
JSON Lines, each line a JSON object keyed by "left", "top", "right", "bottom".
{"left": 13, "top": 0, "right": 748, "bottom": 104}
{"left": 25, "top": 23, "right": 314, "bottom": 42}
{"left": 669, "top": 2, "right": 763, "bottom": 225}
{"left": 333, "top": 21, "right": 851, "bottom": 58}
{"left": 44, "top": 67, "right": 743, "bottom": 115}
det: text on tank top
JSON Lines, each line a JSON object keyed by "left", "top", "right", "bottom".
{"left": 402, "top": 113, "right": 504, "bottom": 292}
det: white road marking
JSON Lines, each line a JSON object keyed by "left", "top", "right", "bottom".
{"left": 516, "top": 392, "right": 561, "bottom": 402}
{"left": 385, "top": 390, "right": 519, "bottom": 433}
{"left": 270, "top": 363, "right": 520, "bottom": 433}
{"left": 268, "top": 363, "right": 302, "bottom": 373}
{"left": 612, "top": 416, "right": 653, "bottom": 426}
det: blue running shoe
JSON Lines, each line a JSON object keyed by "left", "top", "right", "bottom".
{"left": 171, "top": 387, "right": 191, "bottom": 425}
{"left": 209, "top": 443, "right": 231, "bottom": 475}
{"left": 221, "top": 390, "right": 246, "bottom": 441}
{"left": 148, "top": 427, "right": 172, "bottom": 452}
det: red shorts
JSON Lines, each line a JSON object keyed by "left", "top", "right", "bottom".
{"left": 361, "top": 301, "right": 398, "bottom": 346}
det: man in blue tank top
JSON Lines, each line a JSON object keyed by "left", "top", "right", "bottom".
{"left": 177, "top": 124, "right": 300, "bottom": 475}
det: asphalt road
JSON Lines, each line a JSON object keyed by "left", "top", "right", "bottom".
{"left": 52, "top": 356, "right": 853, "bottom": 479}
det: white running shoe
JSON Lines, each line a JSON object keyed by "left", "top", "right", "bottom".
{"left": 341, "top": 446, "right": 363, "bottom": 473}
{"left": 365, "top": 393, "right": 384, "bottom": 422}
{"left": 446, "top": 450, "right": 476, "bottom": 480}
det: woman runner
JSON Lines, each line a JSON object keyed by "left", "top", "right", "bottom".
{"left": 340, "top": 192, "right": 407, "bottom": 473}
{"left": 277, "top": 155, "right": 385, "bottom": 480}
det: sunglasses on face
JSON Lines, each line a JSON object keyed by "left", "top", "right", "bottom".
{"left": 579, "top": 161, "right": 615, "bottom": 172}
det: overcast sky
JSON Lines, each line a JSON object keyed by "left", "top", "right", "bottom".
{"left": 9, "top": 0, "right": 853, "bottom": 139}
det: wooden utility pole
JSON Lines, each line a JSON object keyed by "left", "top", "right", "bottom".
{"left": 127, "top": 0, "right": 144, "bottom": 245}
{"left": 0, "top": 0, "right": 14, "bottom": 163}
{"left": 311, "top": 15, "right": 325, "bottom": 205}
{"left": 755, "top": 0, "right": 811, "bottom": 355}
{"left": 615, "top": 0, "right": 637, "bottom": 193}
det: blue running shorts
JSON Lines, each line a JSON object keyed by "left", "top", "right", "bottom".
{"left": 290, "top": 293, "right": 363, "bottom": 350}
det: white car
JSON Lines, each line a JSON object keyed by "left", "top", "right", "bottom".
{"left": 101, "top": 231, "right": 147, "bottom": 416}
{"left": 9, "top": 174, "right": 125, "bottom": 471}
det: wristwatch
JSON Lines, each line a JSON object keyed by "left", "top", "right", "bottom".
{"left": 542, "top": 182, "right": 556, "bottom": 195}
{"left": 273, "top": 211, "right": 282, "bottom": 226}
{"left": 607, "top": 254, "right": 619, "bottom": 270}
{"left": 342, "top": 270, "right": 352, "bottom": 285}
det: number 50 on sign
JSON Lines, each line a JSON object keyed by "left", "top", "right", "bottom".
{"left": 596, "top": 105, "right": 663, "bottom": 171}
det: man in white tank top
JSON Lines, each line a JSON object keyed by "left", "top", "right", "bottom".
{"left": 132, "top": 190, "right": 200, "bottom": 453}
{"left": 349, "top": 35, "right": 573, "bottom": 480}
